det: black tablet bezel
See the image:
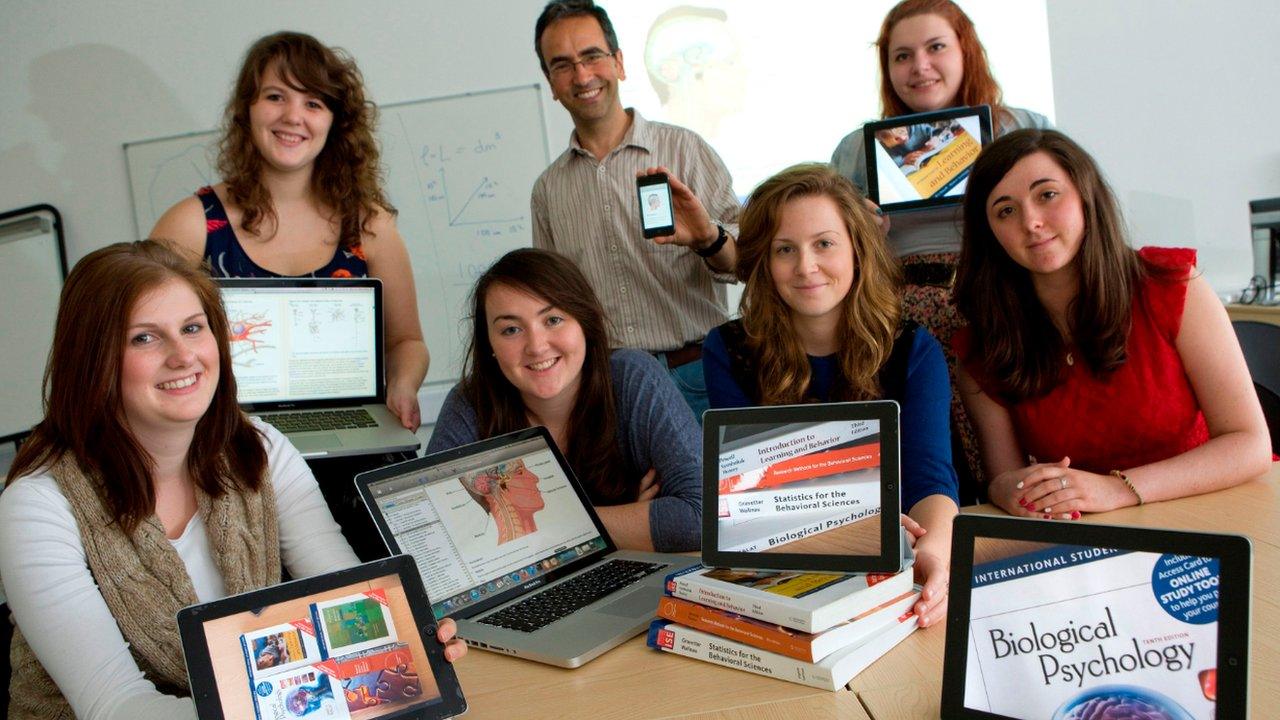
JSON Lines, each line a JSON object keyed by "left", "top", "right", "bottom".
{"left": 701, "top": 401, "right": 902, "bottom": 574}
{"left": 863, "top": 104, "right": 993, "bottom": 214}
{"left": 941, "top": 515, "right": 1251, "bottom": 720}
{"left": 354, "top": 426, "right": 620, "bottom": 621}
{"left": 178, "top": 555, "right": 467, "bottom": 720}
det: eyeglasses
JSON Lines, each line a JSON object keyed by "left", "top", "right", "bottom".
{"left": 547, "top": 50, "right": 616, "bottom": 79}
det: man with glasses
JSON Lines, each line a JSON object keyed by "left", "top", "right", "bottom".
{"left": 531, "top": 0, "right": 740, "bottom": 420}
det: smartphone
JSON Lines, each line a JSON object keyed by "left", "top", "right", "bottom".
{"left": 637, "top": 173, "right": 675, "bottom": 238}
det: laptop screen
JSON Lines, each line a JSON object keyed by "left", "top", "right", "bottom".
{"left": 715, "top": 418, "right": 884, "bottom": 557}
{"left": 219, "top": 282, "right": 380, "bottom": 405}
{"left": 963, "top": 539, "right": 1221, "bottom": 718}
{"left": 363, "top": 434, "right": 609, "bottom": 619}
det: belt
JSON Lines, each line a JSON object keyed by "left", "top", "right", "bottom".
{"left": 903, "top": 262, "right": 956, "bottom": 288}
{"left": 656, "top": 342, "right": 703, "bottom": 369}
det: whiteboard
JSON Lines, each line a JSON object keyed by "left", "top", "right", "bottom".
{"left": 0, "top": 206, "right": 66, "bottom": 440}
{"left": 124, "top": 84, "right": 550, "bottom": 385}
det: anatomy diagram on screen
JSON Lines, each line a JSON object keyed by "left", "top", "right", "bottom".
{"left": 459, "top": 460, "right": 546, "bottom": 544}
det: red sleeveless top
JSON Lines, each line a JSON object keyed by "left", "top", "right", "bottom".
{"left": 954, "top": 247, "right": 1208, "bottom": 474}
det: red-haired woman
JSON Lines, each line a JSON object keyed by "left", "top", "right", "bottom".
{"left": 151, "top": 31, "right": 425, "bottom": 430}
{"left": 830, "top": 0, "right": 1051, "bottom": 498}
{"left": 0, "top": 241, "right": 463, "bottom": 720}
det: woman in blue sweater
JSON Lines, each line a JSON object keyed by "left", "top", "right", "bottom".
{"left": 428, "top": 249, "right": 702, "bottom": 552}
{"left": 702, "top": 163, "right": 958, "bottom": 628}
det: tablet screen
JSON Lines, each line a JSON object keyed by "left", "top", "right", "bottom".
{"left": 964, "top": 540, "right": 1221, "bottom": 719}
{"left": 714, "top": 418, "right": 884, "bottom": 556}
{"left": 194, "top": 572, "right": 447, "bottom": 719}
{"left": 864, "top": 105, "right": 993, "bottom": 213}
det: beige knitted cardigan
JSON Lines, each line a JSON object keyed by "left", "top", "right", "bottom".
{"left": 8, "top": 454, "right": 280, "bottom": 719}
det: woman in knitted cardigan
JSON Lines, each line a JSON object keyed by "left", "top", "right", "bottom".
{"left": 0, "top": 240, "right": 464, "bottom": 720}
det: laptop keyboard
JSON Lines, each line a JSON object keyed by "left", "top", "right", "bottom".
{"left": 478, "top": 559, "right": 666, "bottom": 633}
{"left": 259, "top": 408, "right": 378, "bottom": 433}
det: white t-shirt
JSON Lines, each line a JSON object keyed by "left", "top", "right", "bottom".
{"left": 0, "top": 419, "right": 360, "bottom": 720}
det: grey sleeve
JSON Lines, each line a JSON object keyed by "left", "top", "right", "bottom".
{"left": 687, "top": 134, "right": 741, "bottom": 284}
{"left": 830, "top": 127, "right": 871, "bottom": 194}
{"left": 426, "top": 385, "right": 481, "bottom": 454}
{"left": 612, "top": 351, "right": 703, "bottom": 552}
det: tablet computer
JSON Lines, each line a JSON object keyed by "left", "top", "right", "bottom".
{"left": 863, "top": 105, "right": 993, "bottom": 213}
{"left": 942, "top": 515, "right": 1251, "bottom": 720}
{"left": 701, "top": 401, "right": 902, "bottom": 574}
{"left": 178, "top": 555, "right": 467, "bottom": 720}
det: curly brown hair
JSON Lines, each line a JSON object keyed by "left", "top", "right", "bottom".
{"left": 735, "top": 164, "right": 903, "bottom": 405}
{"left": 217, "top": 31, "right": 393, "bottom": 249}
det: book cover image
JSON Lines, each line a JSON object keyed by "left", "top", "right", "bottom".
{"left": 716, "top": 420, "right": 883, "bottom": 555}
{"left": 313, "top": 590, "right": 399, "bottom": 659}
{"left": 872, "top": 114, "right": 983, "bottom": 203}
{"left": 252, "top": 665, "right": 350, "bottom": 720}
{"left": 324, "top": 644, "right": 424, "bottom": 715}
{"left": 964, "top": 541, "right": 1220, "bottom": 719}
{"left": 242, "top": 620, "right": 323, "bottom": 682}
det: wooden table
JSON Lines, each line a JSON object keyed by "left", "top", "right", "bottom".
{"left": 452, "top": 468, "right": 1278, "bottom": 719}
{"left": 852, "top": 469, "right": 1280, "bottom": 720}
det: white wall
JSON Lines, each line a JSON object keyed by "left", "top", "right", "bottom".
{"left": 1046, "top": 0, "right": 1280, "bottom": 294}
{"left": 1, "top": 0, "right": 1275, "bottom": 328}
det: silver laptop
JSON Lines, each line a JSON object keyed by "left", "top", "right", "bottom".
{"left": 354, "top": 426, "right": 701, "bottom": 668}
{"left": 216, "top": 278, "right": 420, "bottom": 458}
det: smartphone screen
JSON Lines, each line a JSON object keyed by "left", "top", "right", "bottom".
{"left": 637, "top": 174, "right": 675, "bottom": 238}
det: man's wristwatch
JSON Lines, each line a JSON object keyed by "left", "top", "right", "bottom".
{"left": 695, "top": 222, "right": 729, "bottom": 258}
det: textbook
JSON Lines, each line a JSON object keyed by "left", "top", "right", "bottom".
{"left": 663, "top": 562, "right": 913, "bottom": 634}
{"left": 963, "top": 544, "right": 1224, "bottom": 718}
{"left": 646, "top": 601, "right": 919, "bottom": 691}
{"left": 656, "top": 589, "right": 918, "bottom": 662}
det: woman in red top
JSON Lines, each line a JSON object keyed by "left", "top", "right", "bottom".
{"left": 952, "top": 129, "right": 1270, "bottom": 519}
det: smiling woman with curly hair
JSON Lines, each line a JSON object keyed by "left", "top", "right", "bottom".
{"left": 150, "top": 31, "right": 427, "bottom": 430}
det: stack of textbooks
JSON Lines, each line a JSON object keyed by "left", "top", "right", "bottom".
{"left": 241, "top": 589, "right": 420, "bottom": 719}
{"left": 646, "top": 565, "right": 921, "bottom": 691}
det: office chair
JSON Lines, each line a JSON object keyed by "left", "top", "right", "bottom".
{"left": 1232, "top": 321, "right": 1280, "bottom": 454}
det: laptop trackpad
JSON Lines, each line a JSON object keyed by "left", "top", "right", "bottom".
{"left": 291, "top": 434, "right": 341, "bottom": 452}
{"left": 596, "top": 588, "right": 657, "bottom": 619}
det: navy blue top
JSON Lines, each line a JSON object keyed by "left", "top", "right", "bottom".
{"left": 702, "top": 324, "right": 959, "bottom": 512}
{"left": 427, "top": 349, "right": 703, "bottom": 552}
{"left": 196, "top": 186, "right": 369, "bottom": 278}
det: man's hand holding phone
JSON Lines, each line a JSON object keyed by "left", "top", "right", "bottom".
{"left": 636, "top": 166, "right": 733, "bottom": 270}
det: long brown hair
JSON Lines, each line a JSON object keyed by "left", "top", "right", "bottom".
{"left": 7, "top": 241, "right": 267, "bottom": 533}
{"left": 876, "top": 0, "right": 1009, "bottom": 124}
{"left": 460, "top": 249, "right": 630, "bottom": 504}
{"left": 736, "top": 164, "right": 903, "bottom": 404}
{"left": 955, "top": 129, "right": 1156, "bottom": 400}
{"left": 217, "top": 31, "right": 392, "bottom": 250}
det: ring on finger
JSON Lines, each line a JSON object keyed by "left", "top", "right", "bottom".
{"left": 1060, "top": 477, "right": 1068, "bottom": 490}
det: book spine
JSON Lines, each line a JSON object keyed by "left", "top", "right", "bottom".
{"left": 241, "top": 634, "right": 265, "bottom": 720}
{"left": 647, "top": 620, "right": 838, "bottom": 691}
{"left": 665, "top": 575, "right": 818, "bottom": 632}
{"left": 657, "top": 596, "right": 816, "bottom": 661}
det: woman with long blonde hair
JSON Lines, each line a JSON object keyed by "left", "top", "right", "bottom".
{"left": 702, "top": 163, "right": 958, "bottom": 628}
